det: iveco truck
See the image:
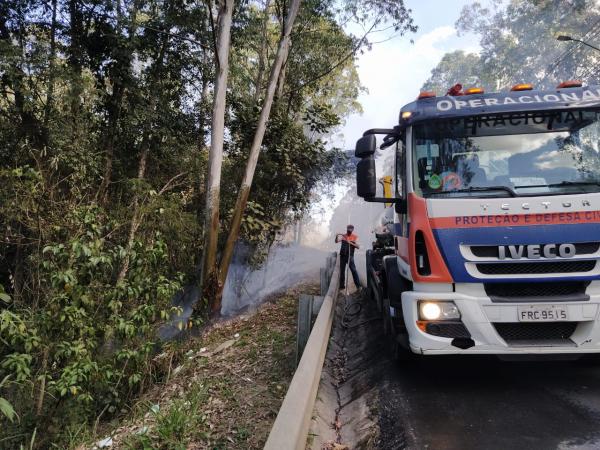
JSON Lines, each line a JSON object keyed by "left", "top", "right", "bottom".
{"left": 356, "top": 81, "right": 600, "bottom": 356}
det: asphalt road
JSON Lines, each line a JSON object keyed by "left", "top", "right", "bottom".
{"left": 336, "top": 292, "right": 600, "bottom": 450}
{"left": 376, "top": 355, "right": 600, "bottom": 450}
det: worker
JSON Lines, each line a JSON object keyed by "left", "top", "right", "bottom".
{"left": 335, "top": 224, "right": 362, "bottom": 290}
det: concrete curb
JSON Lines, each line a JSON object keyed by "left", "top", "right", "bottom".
{"left": 264, "top": 254, "right": 340, "bottom": 450}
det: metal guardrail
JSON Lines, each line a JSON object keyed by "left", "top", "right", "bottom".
{"left": 296, "top": 253, "right": 336, "bottom": 364}
{"left": 264, "top": 253, "right": 340, "bottom": 450}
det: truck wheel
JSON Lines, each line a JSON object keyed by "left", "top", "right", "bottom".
{"left": 366, "top": 250, "right": 382, "bottom": 312}
{"left": 383, "top": 256, "right": 410, "bottom": 312}
{"left": 382, "top": 255, "right": 411, "bottom": 360}
{"left": 382, "top": 293, "right": 392, "bottom": 336}
{"left": 366, "top": 249, "right": 374, "bottom": 296}
{"left": 382, "top": 294, "right": 412, "bottom": 361}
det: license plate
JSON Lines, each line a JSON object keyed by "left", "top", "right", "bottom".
{"left": 518, "top": 305, "right": 569, "bottom": 322}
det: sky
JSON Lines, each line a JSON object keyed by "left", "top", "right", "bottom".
{"left": 304, "top": 0, "right": 494, "bottom": 247}
{"left": 335, "top": 0, "right": 492, "bottom": 150}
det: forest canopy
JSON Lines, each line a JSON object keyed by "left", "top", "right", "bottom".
{"left": 0, "top": 0, "right": 415, "bottom": 447}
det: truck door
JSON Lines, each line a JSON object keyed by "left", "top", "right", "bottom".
{"left": 396, "top": 137, "right": 409, "bottom": 261}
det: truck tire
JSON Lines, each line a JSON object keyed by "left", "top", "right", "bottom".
{"left": 382, "top": 255, "right": 411, "bottom": 360}
{"left": 366, "top": 249, "right": 374, "bottom": 295}
{"left": 382, "top": 293, "right": 413, "bottom": 361}
{"left": 383, "top": 256, "right": 410, "bottom": 310}
{"left": 366, "top": 250, "right": 383, "bottom": 312}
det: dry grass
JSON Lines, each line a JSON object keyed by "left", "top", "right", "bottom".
{"left": 89, "top": 283, "right": 320, "bottom": 450}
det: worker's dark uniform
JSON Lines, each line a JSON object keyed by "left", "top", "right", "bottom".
{"left": 338, "top": 233, "right": 361, "bottom": 289}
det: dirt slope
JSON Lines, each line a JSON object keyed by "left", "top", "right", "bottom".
{"left": 86, "top": 283, "right": 319, "bottom": 450}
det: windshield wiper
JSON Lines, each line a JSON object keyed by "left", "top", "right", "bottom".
{"left": 515, "top": 181, "right": 600, "bottom": 189}
{"left": 428, "top": 185, "right": 518, "bottom": 197}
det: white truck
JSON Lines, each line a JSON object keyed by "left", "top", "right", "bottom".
{"left": 355, "top": 81, "right": 600, "bottom": 357}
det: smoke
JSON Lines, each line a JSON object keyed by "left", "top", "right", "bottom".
{"left": 220, "top": 244, "right": 331, "bottom": 316}
{"left": 158, "top": 284, "right": 199, "bottom": 341}
{"left": 159, "top": 144, "right": 394, "bottom": 337}
{"left": 219, "top": 145, "right": 395, "bottom": 316}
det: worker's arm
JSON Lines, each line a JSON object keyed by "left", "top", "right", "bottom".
{"left": 335, "top": 234, "right": 342, "bottom": 243}
{"left": 349, "top": 240, "right": 360, "bottom": 249}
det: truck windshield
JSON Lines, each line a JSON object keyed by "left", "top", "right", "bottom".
{"left": 412, "top": 109, "right": 600, "bottom": 198}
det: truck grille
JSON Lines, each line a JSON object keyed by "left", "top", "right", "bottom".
{"left": 476, "top": 260, "right": 596, "bottom": 275}
{"left": 470, "top": 242, "right": 600, "bottom": 258}
{"left": 493, "top": 322, "right": 577, "bottom": 343}
{"left": 484, "top": 281, "right": 590, "bottom": 302}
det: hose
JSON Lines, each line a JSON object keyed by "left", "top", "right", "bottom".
{"left": 344, "top": 259, "right": 349, "bottom": 297}
{"left": 340, "top": 289, "right": 381, "bottom": 330}
{"left": 341, "top": 296, "right": 362, "bottom": 329}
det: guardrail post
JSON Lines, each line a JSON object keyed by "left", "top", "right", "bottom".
{"left": 296, "top": 294, "right": 313, "bottom": 365}
{"left": 327, "top": 252, "right": 336, "bottom": 283}
{"left": 320, "top": 267, "right": 328, "bottom": 296}
{"left": 312, "top": 295, "right": 324, "bottom": 317}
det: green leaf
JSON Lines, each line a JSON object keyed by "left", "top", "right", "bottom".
{"left": 0, "top": 397, "right": 16, "bottom": 422}
{"left": 0, "top": 292, "right": 10, "bottom": 303}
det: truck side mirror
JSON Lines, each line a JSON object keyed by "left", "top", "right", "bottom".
{"left": 355, "top": 134, "right": 376, "bottom": 158}
{"left": 357, "top": 156, "right": 376, "bottom": 198}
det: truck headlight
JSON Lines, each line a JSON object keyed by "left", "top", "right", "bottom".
{"left": 419, "top": 301, "right": 460, "bottom": 321}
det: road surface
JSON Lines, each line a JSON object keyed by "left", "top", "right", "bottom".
{"left": 377, "top": 354, "right": 600, "bottom": 449}
{"left": 320, "top": 291, "right": 600, "bottom": 450}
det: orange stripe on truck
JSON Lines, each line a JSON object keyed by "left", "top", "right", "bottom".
{"left": 408, "top": 194, "right": 453, "bottom": 283}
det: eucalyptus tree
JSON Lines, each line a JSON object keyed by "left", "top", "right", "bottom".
{"left": 202, "top": 0, "right": 417, "bottom": 314}
{"left": 200, "top": 0, "right": 234, "bottom": 302}
{"left": 213, "top": 0, "right": 302, "bottom": 314}
{"left": 425, "top": 0, "right": 600, "bottom": 93}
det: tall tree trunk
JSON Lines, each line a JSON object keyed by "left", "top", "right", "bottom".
{"left": 11, "top": 232, "right": 24, "bottom": 303}
{"left": 254, "top": 0, "right": 271, "bottom": 101}
{"left": 211, "top": 0, "right": 302, "bottom": 315}
{"left": 116, "top": 19, "right": 169, "bottom": 283}
{"left": 12, "top": 19, "right": 43, "bottom": 149}
{"left": 67, "top": 0, "right": 84, "bottom": 125}
{"left": 35, "top": 347, "right": 49, "bottom": 416}
{"left": 198, "top": 0, "right": 234, "bottom": 308}
{"left": 276, "top": 59, "right": 287, "bottom": 98}
{"left": 116, "top": 143, "right": 149, "bottom": 283}
{"left": 98, "top": 83, "right": 125, "bottom": 204}
{"left": 41, "top": 0, "right": 57, "bottom": 149}
{"left": 98, "top": 2, "right": 140, "bottom": 204}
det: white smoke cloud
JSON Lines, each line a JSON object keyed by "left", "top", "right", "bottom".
{"left": 221, "top": 244, "right": 331, "bottom": 316}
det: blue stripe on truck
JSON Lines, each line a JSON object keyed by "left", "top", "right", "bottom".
{"left": 433, "top": 222, "right": 600, "bottom": 283}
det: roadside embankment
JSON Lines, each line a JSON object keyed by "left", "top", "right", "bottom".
{"left": 84, "top": 283, "right": 319, "bottom": 450}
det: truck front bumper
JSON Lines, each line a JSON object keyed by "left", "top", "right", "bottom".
{"left": 401, "top": 290, "right": 600, "bottom": 355}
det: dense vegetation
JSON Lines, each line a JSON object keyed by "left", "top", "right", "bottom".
{"left": 423, "top": 0, "right": 600, "bottom": 93}
{"left": 0, "top": 0, "right": 415, "bottom": 447}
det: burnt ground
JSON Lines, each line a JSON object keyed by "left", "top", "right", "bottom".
{"left": 311, "top": 291, "right": 600, "bottom": 450}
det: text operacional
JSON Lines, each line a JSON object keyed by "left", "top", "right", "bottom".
{"left": 436, "top": 89, "right": 600, "bottom": 111}
{"left": 453, "top": 211, "right": 600, "bottom": 227}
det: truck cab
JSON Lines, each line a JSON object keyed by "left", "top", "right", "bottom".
{"left": 356, "top": 82, "right": 600, "bottom": 356}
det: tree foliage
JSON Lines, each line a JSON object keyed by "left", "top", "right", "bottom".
{"left": 0, "top": 0, "right": 417, "bottom": 446}
{"left": 422, "top": 50, "right": 486, "bottom": 94}
{"left": 423, "top": 0, "right": 600, "bottom": 92}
